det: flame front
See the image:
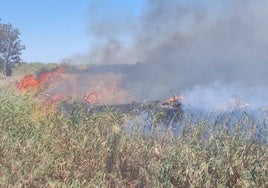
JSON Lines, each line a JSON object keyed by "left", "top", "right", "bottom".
{"left": 16, "top": 64, "right": 65, "bottom": 92}
{"left": 15, "top": 64, "right": 132, "bottom": 106}
{"left": 16, "top": 75, "right": 39, "bottom": 91}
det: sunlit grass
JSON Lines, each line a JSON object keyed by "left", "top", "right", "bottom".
{"left": 12, "top": 62, "right": 59, "bottom": 76}
{"left": 0, "top": 88, "right": 267, "bottom": 187}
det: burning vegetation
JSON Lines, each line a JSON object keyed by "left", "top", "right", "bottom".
{"left": 1, "top": 74, "right": 267, "bottom": 187}
{"left": 15, "top": 64, "right": 135, "bottom": 106}
{"left": 16, "top": 64, "right": 65, "bottom": 92}
{"left": 1, "top": 0, "right": 268, "bottom": 186}
{"left": 14, "top": 63, "right": 252, "bottom": 112}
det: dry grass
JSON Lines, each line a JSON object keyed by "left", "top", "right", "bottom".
{"left": 0, "top": 88, "right": 267, "bottom": 187}
{"left": 0, "top": 63, "right": 267, "bottom": 187}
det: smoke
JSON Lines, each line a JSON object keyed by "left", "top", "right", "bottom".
{"left": 122, "top": 0, "right": 268, "bottom": 107}
{"left": 182, "top": 82, "right": 268, "bottom": 111}
{"left": 76, "top": 0, "right": 141, "bottom": 65}
{"left": 69, "top": 0, "right": 268, "bottom": 110}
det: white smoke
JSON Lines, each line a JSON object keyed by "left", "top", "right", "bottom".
{"left": 181, "top": 81, "right": 268, "bottom": 112}
{"left": 68, "top": 0, "right": 268, "bottom": 111}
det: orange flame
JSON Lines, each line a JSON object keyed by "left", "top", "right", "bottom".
{"left": 81, "top": 74, "right": 132, "bottom": 105}
{"left": 83, "top": 93, "right": 97, "bottom": 104}
{"left": 16, "top": 64, "right": 65, "bottom": 92}
{"left": 15, "top": 64, "right": 132, "bottom": 106}
{"left": 16, "top": 75, "right": 39, "bottom": 91}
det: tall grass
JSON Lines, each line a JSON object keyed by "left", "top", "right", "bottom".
{"left": 0, "top": 88, "right": 267, "bottom": 187}
{"left": 12, "top": 62, "right": 59, "bottom": 76}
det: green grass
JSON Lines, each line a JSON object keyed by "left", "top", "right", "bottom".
{"left": 0, "top": 88, "right": 267, "bottom": 187}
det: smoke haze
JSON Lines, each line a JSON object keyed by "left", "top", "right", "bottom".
{"left": 71, "top": 0, "right": 268, "bottom": 110}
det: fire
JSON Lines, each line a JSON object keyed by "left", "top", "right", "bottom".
{"left": 162, "top": 95, "right": 184, "bottom": 106}
{"left": 16, "top": 64, "right": 65, "bottom": 92}
{"left": 15, "top": 64, "right": 66, "bottom": 106}
{"left": 16, "top": 74, "right": 39, "bottom": 90}
{"left": 15, "top": 64, "right": 132, "bottom": 106}
{"left": 83, "top": 93, "right": 97, "bottom": 104}
{"left": 36, "top": 64, "right": 64, "bottom": 86}
{"left": 81, "top": 74, "right": 132, "bottom": 105}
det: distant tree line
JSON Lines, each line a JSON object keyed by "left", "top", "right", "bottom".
{"left": 0, "top": 18, "right": 25, "bottom": 77}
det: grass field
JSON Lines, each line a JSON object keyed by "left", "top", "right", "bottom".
{"left": 0, "top": 64, "right": 267, "bottom": 187}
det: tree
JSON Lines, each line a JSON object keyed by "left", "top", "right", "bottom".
{"left": 0, "top": 19, "right": 25, "bottom": 77}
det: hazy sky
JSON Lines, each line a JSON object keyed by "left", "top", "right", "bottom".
{"left": 0, "top": 0, "right": 145, "bottom": 63}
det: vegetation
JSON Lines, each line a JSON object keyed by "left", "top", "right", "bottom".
{"left": 0, "top": 19, "right": 25, "bottom": 77}
{"left": 0, "top": 85, "right": 267, "bottom": 187}
{"left": 12, "top": 62, "right": 59, "bottom": 76}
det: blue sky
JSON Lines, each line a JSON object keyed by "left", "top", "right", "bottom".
{"left": 0, "top": 0, "right": 145, "bottom": 63}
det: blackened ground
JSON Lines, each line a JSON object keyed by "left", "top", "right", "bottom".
{"left": 60, "top": 100, "right": 183, "bottom": 124}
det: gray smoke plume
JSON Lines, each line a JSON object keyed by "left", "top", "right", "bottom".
{"left": 71, "top": 0, "right": 268, "bottom": 110}
{"left": 123, "top": 0, "right": 268, "bottom": 106}
{"left": 81, "top": 0, "right": 140, "bottom": 65}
